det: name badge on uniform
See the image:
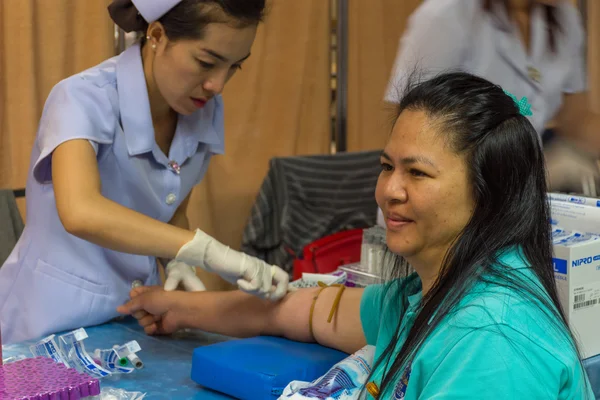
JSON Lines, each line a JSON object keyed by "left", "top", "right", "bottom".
{"left": 527, "top": 66, "right": 541, "bottom": 83}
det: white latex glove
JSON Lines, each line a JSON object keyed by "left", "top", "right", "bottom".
{"left": 164, "top": 260, "right": 207, "bottom": 292}
{"left": 175, "top": 229, "right": 290, "bottom": 301}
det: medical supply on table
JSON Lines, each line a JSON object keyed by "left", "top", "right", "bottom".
{"left": 93, "top": 348, "right": 134, "bottom": 375}
{"left": 30, "top": 333, "right": 69, "bottom": 367}
{"left": 360, "top": 226, "right": 386, "bottom": 273}
{"left": 59, "top": 328, "right": 113, "bottom": 378}
{"left": 99, "top": 387, "right": 146, "bottom": 400}
{"left": 289, "top": 258, "right": 386, "bottom": 290}
{"left": 289, "top": 270, "right": 348, "bottom": 290}
{"left": 280, "top": 345, "right": 375, "bottom": 400}
{"left": 549, "top": 193, "right": 600, "bottom": 208}
{"left": 551, "top": 227, "right": 579, "bottom": 242}
{"left": 2, "top": 355, "right": 27, "bottom": 364}
{"left": 191, "top": 336, "right": 348, "bottom": 400}
{"left": 30, "top": 328, "right": 143, "bottom": 379}
{"left": 0, "top": 356, "right": 101, "bottom": 400}
{"left": 552, "top": 227, "right": 600, "bottom": 358}
{"left": 338, "top": 263, "right": 381, "bottom": 288}
{"left": 376, "top": 207, "right": 385, "bottom": 228}
{"left": 105, "top": 341, "right": 143, "bottom": 369}
{"left": 549, "top": 194, "right": 600, "bottom": 236}
{"left": 126, "top": 353, "right": 143, "bottom": 369}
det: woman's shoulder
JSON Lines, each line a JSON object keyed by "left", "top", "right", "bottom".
{"left": 555, "top": 1, "right": 584, "bottom": 25}
{"left": 35, "top": 56, "right": 121, "bottom": 167}
{"left": 442, "top": 269, "right": 577, "bottom": 366}
{"left": 416, "top": 280, "right": 586, "bottom": 399}
{"left": 43, "top": 56, "right": 120, "bottom": 126}
{"left": 451, "top": 250, "right": 555, "bottom": 333}
{"left": 47, "top": 56, "right": 119, "bottom": 111}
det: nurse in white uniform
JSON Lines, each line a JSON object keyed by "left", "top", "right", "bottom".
{"left": 0, "top": 0, "right": 288, "bottom": 344}
{"left": 385, "top": 0, "right": 600, "bottom": 191}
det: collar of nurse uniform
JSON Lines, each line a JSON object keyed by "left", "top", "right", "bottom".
{"left": 490, "top": 4, "right": 545, "bottom": 93}
{"left": 116, "top": 43, "right": 224, "bottom": 157}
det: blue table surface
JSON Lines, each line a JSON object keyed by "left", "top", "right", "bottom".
{"left": 586, "top": 356, "right": 600, "bottom": 399}
{"left": 2, "top": 317, "right": 235, "bottom": 399}
{"left": 3, "top": 317, "right": 600, "bottom": 399}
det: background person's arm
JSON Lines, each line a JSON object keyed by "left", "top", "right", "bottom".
{"left": 555, "top": 93, "right": 600, "bottom": 155}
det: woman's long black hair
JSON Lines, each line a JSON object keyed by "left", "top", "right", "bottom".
{"left": 372, "top": 71, "right": 587, "bottom": 397}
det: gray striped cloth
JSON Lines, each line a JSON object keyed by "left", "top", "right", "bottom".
{"left": 0, "top": 190, "right": 24, "bottom": 268}
{"left": 241, "top": 150, "right": 381, "bottom": 274}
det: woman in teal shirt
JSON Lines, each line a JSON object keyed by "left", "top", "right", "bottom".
{"left": 119, "top": 72, "right": 593, "bottom": 398}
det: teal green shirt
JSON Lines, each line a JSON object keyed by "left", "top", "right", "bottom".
{"left": 360, "top": 248, "right": 593, "bottom": 399}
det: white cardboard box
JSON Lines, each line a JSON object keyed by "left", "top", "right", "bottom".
{"left": 553, "top": 230, "right": 600, "bottom": 359}
{"left": 549, "top": 195, "right": 600, "bottom": 236}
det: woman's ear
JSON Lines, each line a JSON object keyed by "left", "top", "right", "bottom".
{"left": 147, "top": 22, "right": 167, "bottom": 48}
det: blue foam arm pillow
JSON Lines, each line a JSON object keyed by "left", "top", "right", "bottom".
{"left": 191, "top": 336, "right": 349, "bottom": 399}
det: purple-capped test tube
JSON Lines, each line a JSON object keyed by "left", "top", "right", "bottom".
{"left": 0, "top": 357, "right": 100, "bottom": 399}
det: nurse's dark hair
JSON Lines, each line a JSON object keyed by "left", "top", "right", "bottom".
{"left": 370, "top": 71, "right": 590, "bottom": 397}
{"left": 136, "top": 0, "right": 266, "bottom": 42}
{"left": 483, "top": 0, "right": 561, "bottom": 52}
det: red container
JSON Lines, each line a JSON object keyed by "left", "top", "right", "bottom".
{"left": 292, "top": 228, "right": 364, "bottom": 281}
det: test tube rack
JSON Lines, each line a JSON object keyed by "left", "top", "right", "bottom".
{"left": 0, "top": 357, "right": 100, "bottom": 400}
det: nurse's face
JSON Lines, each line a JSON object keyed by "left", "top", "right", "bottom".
{"left": 152, "top": 23, "right": 257, "bottom": 115}
{"left": 375, "top": 110, "right": 475, "bottom": 266}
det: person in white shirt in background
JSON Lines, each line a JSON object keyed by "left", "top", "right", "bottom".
{"left": 385, "top": 0, "right": 600, "bottom": 196}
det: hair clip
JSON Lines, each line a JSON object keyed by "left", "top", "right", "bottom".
{"left": 503, "top": 90, "right": 533, "bottom": 117}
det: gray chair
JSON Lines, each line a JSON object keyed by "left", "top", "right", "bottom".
{"left": 0, "top": 189, "right": 24, "bottom": 267}
{"left": 241, "top": 150, "right": 381, "bottom": 273}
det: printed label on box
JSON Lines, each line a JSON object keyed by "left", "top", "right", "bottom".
{"left": 553, "top": 258, "right": 567, "bottom": 275}
{"left": 573, "top": 281, "right": 600, "bottom": 312}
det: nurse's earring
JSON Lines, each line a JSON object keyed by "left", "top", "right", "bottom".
{"left": 146, "top": 35, "right": 156, "bottom": 51}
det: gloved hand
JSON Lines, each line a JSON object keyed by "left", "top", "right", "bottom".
{"left": 164, "top": 260, "right": 207, "bottom": 292}
{"left": 175, "top": 229, "right": 290, "bottom": 301}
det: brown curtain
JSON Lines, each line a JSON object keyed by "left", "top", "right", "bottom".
{"left": 187, "top": 0, "right": 332, "bottom": 254}
{"left": 0, "top": 0, "right": 331, "bottom": 235}
{"left": 347, "top": 0, "right": 599, "bottom": 151}
{"left": 0, "top": 1, "right": 331, "bottom": 290}
{"left": 0, "top": 0, "right": 114, "bottom": 216}
{"left": 346, "top": 0, "right": 422, "bottom": 152}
